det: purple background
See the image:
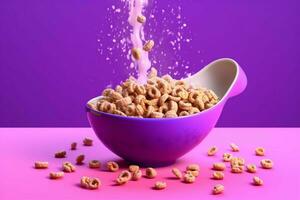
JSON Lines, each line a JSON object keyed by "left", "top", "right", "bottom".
{"left": 0, "top": 0, "right": 299, "bottom": 127}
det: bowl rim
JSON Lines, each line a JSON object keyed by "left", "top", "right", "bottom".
{"left": 85, "top": 95, "right": 220, "bottom": 121}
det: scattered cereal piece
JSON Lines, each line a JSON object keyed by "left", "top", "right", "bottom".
{"left": 89, "top": 160, "right": 101, "bottom": 169}
{"left": 207, "top": 146, "right": 218, "bottom": 156}
{"left": 137, "top": 15, "right": 146, "bottom": 23}
{"left": 131, "top": 48, "right": 141, "bottom": 60}
{"left": 63, "top": 162, "right": 76, "bottom": 173}
{"left": 81, "top": 176, "right": 101, "bottom": 189}
{"left": 55, "top": 151, "right": 66, "bottom": 158}
{"left": 246, "top": 164, "right": 257, "bottom": 173}
{"left": 107, "top": 161, "right": 119, "bottom": 172}
{"left": 212, "top": 171, "right": 224, "bottom": 180}
{"left": 128, "top": 165, "right": 139, "bottom": 173}
{"left": 213, "top": 184, "right": 224, "bottom": 195}
{"left": 143, "top": 40, "right": 154, "bottom": 52}
{"left": 145, "top": 167, "right": 157, "bottom": 179}
{"left": 255, "top": 147, "right": 265, "bottom": 156}
{"left": 83, "top": 138, "right": 93, "bottom": 146}
{"left": 223, "top": 153, "right": 233, "bottom": 162}
{"left": 154, "top": 181, "right": 167, "bottom": 190}
{"left": 49, "top": 171, "right": 64, "bottom": 179}
{"left": 260, "top": 159, "right": 273, "bottom": 169}
{"left": 231, "top": 165, "right": 244, "bottom": 173}
{"left": 116, "top": 170, "right": 132, "bottom": 185}
{"left": 186, "top": 170, "right": 199, "bottom": 177}
{"left": 34, "top": 161, "right": 49, "bottom": 169}
{"left": 186, "top": 164, "right": 200, "bottom": 172}
{"left": 171, "top": 168, "right": 182, "bottom": 179}
{"left": 76, "top": 154, "right": 85, "bottom": 165}
{"left": 253, "top": 176, "right": 263, "bottom": 186}
{"left": 183, "top": 173, "right": 195, "bottom": 183}
{"left": 131, "top": 170, "right": 142, "bottom": 181}
{"left": 230, "top": 143, "right": 239, "bottom": 152}
{"left": 213, "top": 162, "right": 226, "bottom": 171}
{"left": 230, "top": 157, "right": 245, "bottom": 167}
{"left": 71, "top": 142, "right": 77, "bottom": 150}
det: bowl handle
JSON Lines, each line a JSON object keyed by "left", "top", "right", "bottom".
{"left": 228, "top": 64, "right": 247, "bottom": 98}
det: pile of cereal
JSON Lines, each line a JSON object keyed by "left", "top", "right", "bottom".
{"left": 89, "top": 68, "right": 219, "bottom": 118}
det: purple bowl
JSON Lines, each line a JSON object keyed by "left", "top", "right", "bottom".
{"left": 86, "top": 58, "right": 247, "bottom": 166}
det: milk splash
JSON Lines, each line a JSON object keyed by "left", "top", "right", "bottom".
{"left": 97, "top": 0, "right": 199, "bottom": 85}
{"left": 127, "top": 0, "right": 151, "bottom": 84}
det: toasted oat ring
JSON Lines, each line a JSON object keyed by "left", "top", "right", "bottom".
{"left": 168, "top": 100, "right": 178, "bottom": 112}
{"left": 102, "top": 88, "right": 114, "bottom": 97}
{"left": 161, "top": 74, "right": 173, "bottom": 83}
{"left": 195, "top": 97, "right": 205, "bottom": 111}
{"left": 145, "top": 106, "right": 155, "bottom": 117}
{"left": 114, "top": 110, "right": 127, "bottom": 116}
{"left": 135, "top": 104, "right": 145, "bottom": 116}
{"left": 147, "top": 85, "right": 161, "bottom": 99}
{"left": 189, "top": 107, "right": 200, "bottom": 115}
{"left": 178, "top": 101, "right": 192, "bottom": 111}
{"left": 134, "top": 95, "right": 146, "bottom": 105}
{"left": 158, "top": 103, "right": 169, "bottom": 114}
{"left": 125, "top": 104, "right": 136, "bottom": 116}
{"left": 260, "top": 159, "right": 273, "bottom": 169}
{"left": 168, "top": 95, "right": 181, "bottom": 102}
{"left": 145, "top": 99, "right": 158, "bottom": 107}
{"left": 179, "top": 111, "right": 189, "bottom": 116}
{"left": 158, "top": 94, "right": 169, "bottom": 106}
{"left": 110, "top": 91, "right": 123, "bottom": 101}
{"left": 150, "top": 111, "right": 164, "bottom": 118}
{"left": 165, "top": 110, "right": 178, "bottom": 118}
{"left": 135, "top": 85, "right": 146, "bottom": 95}
{"left": 116, "top": 170, "right": 132, "bottom": 185}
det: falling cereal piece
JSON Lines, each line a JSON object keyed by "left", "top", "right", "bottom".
{"left": 143, "top": 40, "right": 154, "bottom": 52}
{"left": 131, "top": 48, "right": 141, "bottom": 60}
{"left": 137, "top": 15, "right": 146, "bottom": 23}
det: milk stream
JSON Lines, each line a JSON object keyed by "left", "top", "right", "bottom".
{"left": 127, "top": 0, "right": 151, "bottom": 84}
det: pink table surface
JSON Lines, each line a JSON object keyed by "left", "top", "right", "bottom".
{"left": 0, "top": 128, "right": 299, "bottom": 200}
